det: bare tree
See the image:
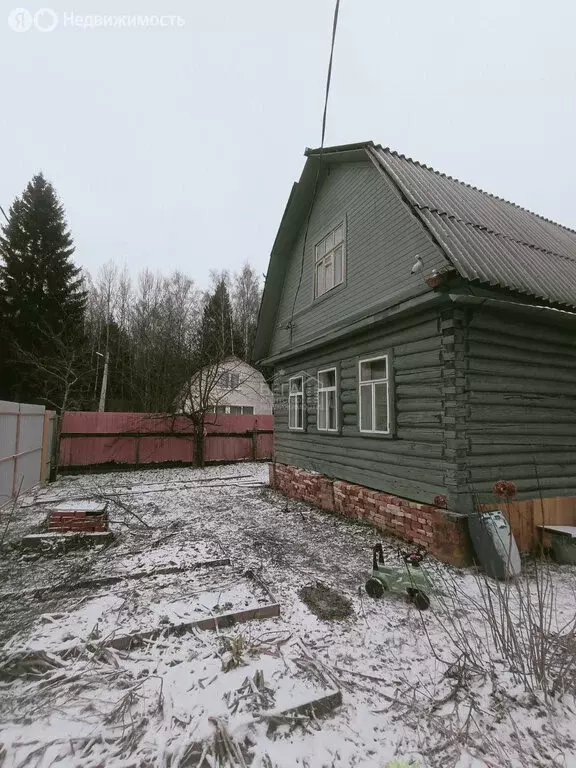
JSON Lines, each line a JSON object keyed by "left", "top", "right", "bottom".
{"left": 231, "top": 263, "right": 262, "bottom": 362}
{"left": 174, "top": 357, "right": 262, "bottom": 467}
{"left": 12, "top": 324, "right": 93, "bottom": 478}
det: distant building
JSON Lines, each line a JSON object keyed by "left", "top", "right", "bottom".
{"left": 183, "top": 356, "right": 273, "bottom": 415}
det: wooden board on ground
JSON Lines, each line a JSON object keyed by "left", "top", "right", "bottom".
{"left": 4, "top": 568, "right": 280, "bottom": 654}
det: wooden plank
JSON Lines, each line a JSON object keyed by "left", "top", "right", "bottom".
{"left": 105, "top": 602, "right": 281, "bottom": 651}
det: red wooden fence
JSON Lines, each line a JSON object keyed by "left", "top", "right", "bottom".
{"left": 59, "top": 412, "right": 274, "bottom": 468}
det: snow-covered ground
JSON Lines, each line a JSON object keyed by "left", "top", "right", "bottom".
{"left": 1, "top": 463, "right": 575, "bottom": 768}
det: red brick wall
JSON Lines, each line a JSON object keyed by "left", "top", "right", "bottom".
{"left": 269, "top": 462, "right": 471, "bottom": 566}
{"left": 49, "top": 510, "right": 109, "bottom": 533}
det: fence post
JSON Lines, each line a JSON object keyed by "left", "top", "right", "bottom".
{"left": 40, "top": 411, "right": 50, "bottom": 483}
{"left": 12, "top": 408, "right": 22, "bottom": 499}
{"left": 250, "top": 430, "right": 257, "bottom": 460}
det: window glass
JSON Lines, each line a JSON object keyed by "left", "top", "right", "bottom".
{"left": 374, "top": 383, "right": 388, "bottom": 432}
{"left": 318, "top": 391, "right": 327, "bottom": 430}
{"left": 317, "top": 369, "right": 337, "bottom": 431}
{"left": 360, "top": 385, "right": 372, "bottom": 431}
{"left": 290, "top": 377, "right": 303, "bottom": 394}
{"left": 318, "top": 370, "right": 335, "bottom": 388}
{"left": 360, "top": 358, "right": 387, "bottom": 382}
{"left": 334, "top": 246, "right": 343, "bottom": 284}
{"left": 315, "top": 223, "right": 345, "bottom": 297}
{"left": 289, "top": 376, "right": 304, "bottom": 429}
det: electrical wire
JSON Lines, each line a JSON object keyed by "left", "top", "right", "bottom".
{"left": 288, "top": 0, "right": 341, "bottom": 337}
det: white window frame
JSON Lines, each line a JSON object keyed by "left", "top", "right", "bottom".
{"left": 317, "top": 367, "right": 338, "bottom": 432}
{"left": 314, "top": 222, "right": 345, "bottom": 298}
{"left": 288, "top": 375, "right": 304, "bottom": 431}
{"left": 358, "top": 354, "right": 390, "bottom": 435}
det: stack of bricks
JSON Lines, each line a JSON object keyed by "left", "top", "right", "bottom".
{"left": 48, "top": 507, "right": 109, "bottom": 533}
{"left": 269, "top": 462, "right": 471, "bottom": 566}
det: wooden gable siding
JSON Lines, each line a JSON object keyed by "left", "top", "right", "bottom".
{"left": 463, "top": 306, "right": 576, "bottom": 502}
{"left": 273, "top": 307, "right": 449, "bottom": 503}
{"left": 269, "top": 160, "right": 447, "bottom": 356}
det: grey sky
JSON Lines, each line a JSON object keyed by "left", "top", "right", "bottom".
{"left": 1, "top": 0, "right": 575, "bottom": 289}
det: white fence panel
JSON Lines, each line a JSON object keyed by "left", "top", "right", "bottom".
{"left": 0, "top": 400, "right": 52, "bottom": 507}
{"left": 0, "top": 401, "right": 19, "bottom": 508}
{"left": 17, "top": 403, "right": 45, "bottom": 496}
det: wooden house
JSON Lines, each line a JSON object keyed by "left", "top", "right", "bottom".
{"left": 254, "top": 141, "right": 576, "bottom": 562}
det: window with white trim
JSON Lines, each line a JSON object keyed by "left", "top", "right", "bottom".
{"left": 317, "top": 368, "right": 337, "bottom": 431}
{"left": 288, "top": 376, "right": 304, "bottom": 430}
{"left": 218, "top": 372, "right": 240, "bottom": 388}
{"left": 358, "top": 355, "right": 390, "bottom": 434}
{"left": 315, "top": 223, "right": 344, "bottom": 297}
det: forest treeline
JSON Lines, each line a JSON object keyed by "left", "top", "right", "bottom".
{"left": 0, "top": 173, "right": 263, "bottom": 413}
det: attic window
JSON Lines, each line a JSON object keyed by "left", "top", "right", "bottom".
{"left": 315, "top": 223, "right": 344, "bottom": 297}
{"left": 219, "top": 372, "right": 240, "bottom": 388}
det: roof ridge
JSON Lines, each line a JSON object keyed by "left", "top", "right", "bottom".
{"left": 424, "top": 209, "right": 576, "bottom": 264}
{"left": 378, "top": 145, "right": 576, "bottom": 238}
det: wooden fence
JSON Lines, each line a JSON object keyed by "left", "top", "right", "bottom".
{"left": 482, "top": 497, "right": 576, "bottom": 551}
{"left": 59, "top": 412, "right": 274, "bottom": 469}
{"left": 0, "top": 400, "right": 56, "bottom": 507}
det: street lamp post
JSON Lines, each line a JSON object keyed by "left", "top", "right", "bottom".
{"left": 95, "top": 350, "right": 109, "bottom": 412}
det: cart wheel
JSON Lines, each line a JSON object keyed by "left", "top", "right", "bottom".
{"left": 411, "top": 590, "right": 430, "bottom": 611}
{"left": 365, "top": 578, "right": 385, "bottom": 599}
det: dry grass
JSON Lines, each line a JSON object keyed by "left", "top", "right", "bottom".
{"left": 298, "top": 582, "right": 353, "bottom": 621}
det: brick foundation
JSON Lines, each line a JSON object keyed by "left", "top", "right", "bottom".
{"left": 49, "top": 509, "right": 109, "bottom": 533}
{"left": 269, "top": 462, "right": 471, "bottom": 566}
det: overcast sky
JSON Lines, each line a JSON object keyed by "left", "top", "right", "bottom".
{"left": 1, "top": 0, "right": 575, "bottom": 289}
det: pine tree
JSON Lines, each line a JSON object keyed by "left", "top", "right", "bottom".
{"left": 0, "top": 173, "right": 87, "bottom": 403}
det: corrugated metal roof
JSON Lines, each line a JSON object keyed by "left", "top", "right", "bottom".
{"left": 368, "top": 145, "right": 576, "bottom": 309}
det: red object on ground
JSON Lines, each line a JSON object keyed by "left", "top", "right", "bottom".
{"left": 48, "top": 506, "right": 109, "bottom": 533}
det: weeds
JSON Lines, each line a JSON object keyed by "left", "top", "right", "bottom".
{"left": 426, "top": 482, "right": 576, "bottom": 701}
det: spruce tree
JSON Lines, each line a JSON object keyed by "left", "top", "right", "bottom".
{"left": 198, "top": 279, "right": 237, "bottom": 364}
{"left": 0, "top": 173, "right": 87, "bottom": 403}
